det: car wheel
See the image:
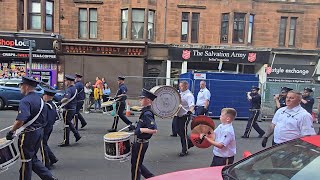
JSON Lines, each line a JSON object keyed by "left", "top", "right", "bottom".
{"left": 0, "top": 98, "right": 5, "bottom": 110}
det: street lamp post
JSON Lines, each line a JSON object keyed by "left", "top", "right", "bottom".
{"left": 23, "top": 39, "right": 36, "bottom": 76}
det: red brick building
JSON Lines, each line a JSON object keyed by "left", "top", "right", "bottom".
{"left": 1, "top": 0, "right": 320, "bottom": 93}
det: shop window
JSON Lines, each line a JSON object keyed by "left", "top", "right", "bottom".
{"left": 233, "top": 13, "right": 246, "bottom": 43}
{"left": 220, "top": 13, "right": 229, "bottom": 43}
{"left": 181, "top": 12, "right": 189, "bottom": 42}
{"left": 29, "top": 0, "right": 41, "bottom": 30}
{"left": 279, "top": 17, "right": 288, "bottom": 46}
{"left": 148, "top": 10, "right": 155, "bottom": 41}
{"left": 132, "top": 9, "right": 145, "bottom": 40}
{"left": 191, "top": 13, "right": 200, "bottom": 43}
{"left": 318, "top": 19, "right": 320, "bottom": 47}
{"left": 248, "top": 14, "right": 254, "bottom": 44}
{"left": 288, "top": 17, "right": 297, "bottom": 47}
{"left": 121, "top": 9, "right": 128, "bottom": 39}
{"left": 79, "top": 8, "right": 97, "bottom": 39}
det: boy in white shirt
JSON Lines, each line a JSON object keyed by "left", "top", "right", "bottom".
{"left": 201, "top": 108, "right": 236, "bottom": 166}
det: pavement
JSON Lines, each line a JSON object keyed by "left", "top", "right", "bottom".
{"left": 0, "top": 108, "right": 319, "bottom": 180}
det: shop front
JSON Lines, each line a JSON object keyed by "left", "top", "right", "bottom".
{"left": 168, "top": 47, "right": 271, "bottom": 79}
{"left": 60, "top": 40, "right": 146, "bottom": 97}
{"left": 0, "top": 33, "right": 58, "bottom": 87}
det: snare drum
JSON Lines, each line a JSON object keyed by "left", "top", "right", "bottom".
{"left": 0, "top": 138, "right": 19, "bottom": 173}
{"left": 101, "top": 101, "right": 114, "bottom": 112}
{"left": 103, "top": 132, "right": 131, "bottom": 161}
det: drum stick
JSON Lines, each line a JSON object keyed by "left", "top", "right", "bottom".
{"left": 0, "top": 125, "right": 13, "bottom": 133}
{"left": 118, "top": 122, "right": 137, "bottom": 132}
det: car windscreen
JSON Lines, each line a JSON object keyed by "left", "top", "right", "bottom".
{"left": 222, "top": 139, "right": 320, "bottom": 180}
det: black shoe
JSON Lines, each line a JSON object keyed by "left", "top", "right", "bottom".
{"left": 258, "top": 132, "right": 265, "bottom": 138}
{"left": 58, "top": 143, "right": 70, "bottom": 147}
{"left": 75, "top": 136, "right": 82, "bottom": 142}
{"left": 108, "top": 128, "right": 117, "bottom": 132}
{"left": 81, "top": 123, "right": 87, "bottom": 128}
{"left": 50, "top": 158, "right": 58, "bottom": 165}
{"left": 241, "top": 135, "right": 249, "bottom": 138}
{"left": 170, "top": 134, "right": 177, "bottom": 137}
{"left": 179, "top": 151, "right": 188, "bottom": 157}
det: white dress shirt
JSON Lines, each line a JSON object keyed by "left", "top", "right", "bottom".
{"left": 213, "top": 123, "right": 236, "bottom": 158}
{"left": 272, "top": 105, "right": 316, "bottom": 144}
{"left": 196, "top": 87, "right": 211, "bottom": 107}
{"left": 177, "top": 89, "right": 195, "bottom": 117}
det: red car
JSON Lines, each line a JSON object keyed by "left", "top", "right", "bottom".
{"left": 149, "top": 135, "right": 320, "bottom": 180}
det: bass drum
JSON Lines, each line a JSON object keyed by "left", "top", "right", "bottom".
{"left": 150, "top": 86, "right": 181, "bottom": 118}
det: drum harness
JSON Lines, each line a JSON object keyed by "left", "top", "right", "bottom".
{"left": 56, "top": 89, "right": 78, "bottom": 128}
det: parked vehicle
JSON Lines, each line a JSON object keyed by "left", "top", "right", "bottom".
{"left": 149, "top": 135, "right": 320, "bottom": 180}
{"left": 0, "top": 78, "right": 64, "bottom": 109}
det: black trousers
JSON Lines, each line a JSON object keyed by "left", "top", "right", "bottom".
{"left": 195, "top": 106, "right": 208, "bottom": 116}
{"left": 111, "top": 102, "right": 132, "bottom": 130}
{"left": 171, "top": 116, "right": 178, "bottom": 136}
{"left": 131, "top": 142, "right": 154, "bottom": 180}
{"left": 210, "top": 156, "right": 234, "bottom": 167}
{"left": 243, "top": 110, "right": 265, "bottom": 137}
{"left": 18, "top": 129, "right": 54, "bottom": 180}
{"left": 41, "top": 125, "right": 58, "bottom": 167}
{"left": 75, "top": 101, "right": 87, "bottom": 130}
{"left": 63, "top": 109, "right": 81, "bottom": 145}
{"left": 177, "top": 115, "right": 194, "bottom": 153}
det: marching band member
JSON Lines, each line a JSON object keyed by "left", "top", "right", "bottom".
{"left": 274, "top": 87, "right": 292, "bottom": 112}
{"left": 74, "top": 73, "right": 88, "bottom": 129}
{"left": 6, "top": 76, "right": 57, "bottom": 180}
{"left": 108, "top": 76, "right": 134, "bottom": 132}
{"left": 177, "top": 81, "right": 195, "bottom": 157}
{"left": 201, "top": 108, "right": 237, "bottom": 166}
{"left": 262, "top": 91, "right": 316, "bottom": 147}
{"left": 241, "top": 86, "right": 265, "bottom": 138}
{"left": 41, "top": 88, "right": 59, "bottom": 169}
{"left": 131, "top": 88, "right": 158, "bottom": 180}
{"left": 58, "top": 75, "right": 81, "bottom": 147}
{"left": 301, "top": 87, "right": 314, "bottom": 114}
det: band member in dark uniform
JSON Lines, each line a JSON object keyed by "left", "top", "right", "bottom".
{"left": 41, "top": 88, "right": 59, "bottom": 169}
{"left": 301, "top": 87, "right": 314, "bottom": 114}
{"left": 241, "top": 86, "right": 265, "bottom": 138}
{"left": 74, "top": 73, "right": 87, "bottom": 129}
{"left": 108, "top": 76, "right": 134, "bottom": 132}
{"left": 274, "top": 87, "right": 293, "bottom": 112}
{"left": 6, "top": 76, "right": 57, "bottom": 180}
{"left": 131, "top": 88, "right": 158, "bottom": 180}
{"left": 58, "top": 74, "right": 81, "bottom": 147}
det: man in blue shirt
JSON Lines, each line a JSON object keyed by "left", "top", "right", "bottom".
{"left": 74, "top": 73, "right": 87, "bottom": 129}
{"left": 131, "top": 88, "right": 158, "bottom": 180}
{"left": 41, "top": 88, "right": 59, "bottom": 169}
{"left": 241, "top": 86, "right": 265, "bottom": 138}
{"left": 6, "top": 76, "right": 57, "bottom": 180}
{"left": 301, "top": 87, "right": 314, "bottom": 114}
{"left": 108, "top": 76, "right": 134, "bottom": 132}
{"left": 58, "top": 74, "right": 81, "bottom": 147}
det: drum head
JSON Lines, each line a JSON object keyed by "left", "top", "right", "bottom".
{"left": 150, "top": 86, "right": 181, "bottom": 118}
{"left": 104, "top": 132, "right": 131, "bottom": 141}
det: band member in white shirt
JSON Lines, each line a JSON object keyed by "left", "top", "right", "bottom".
{"left": 195, "top": 81, "right": 211, "bottom": 116}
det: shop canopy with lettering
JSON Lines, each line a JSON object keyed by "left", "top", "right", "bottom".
{"left": 0, "top": 35, "right": 57, "bottom": 60}
{"left": 169, "top": 47, "right": 270, "bottom": 64}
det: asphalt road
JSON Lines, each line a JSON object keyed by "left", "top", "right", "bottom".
{"left": 0, "top": 109, "right": 319, "bottom": 180}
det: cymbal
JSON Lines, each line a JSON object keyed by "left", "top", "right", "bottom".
{"left": 190, "top": 124, "right": 214, "bottom": 149}
{"left": 191, "top": 115, "right": 215, "bottom": 130}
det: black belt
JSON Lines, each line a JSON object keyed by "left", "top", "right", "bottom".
{"left": 214, "top": 155, "right": 234, "bottom": 160}
{"left": 64, "top": 109, "right": 76, "bottom": 111}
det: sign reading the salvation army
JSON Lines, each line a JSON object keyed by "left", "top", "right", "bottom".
{"left": 169, "top": 47, "right": 270, "bottom": 64}
{"left": 267, "top": 64, "right": 315, "bottom": 79}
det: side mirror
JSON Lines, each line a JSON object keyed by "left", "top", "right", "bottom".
{"left": 243, "top": 151, "right": 252, "bottom": 158}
